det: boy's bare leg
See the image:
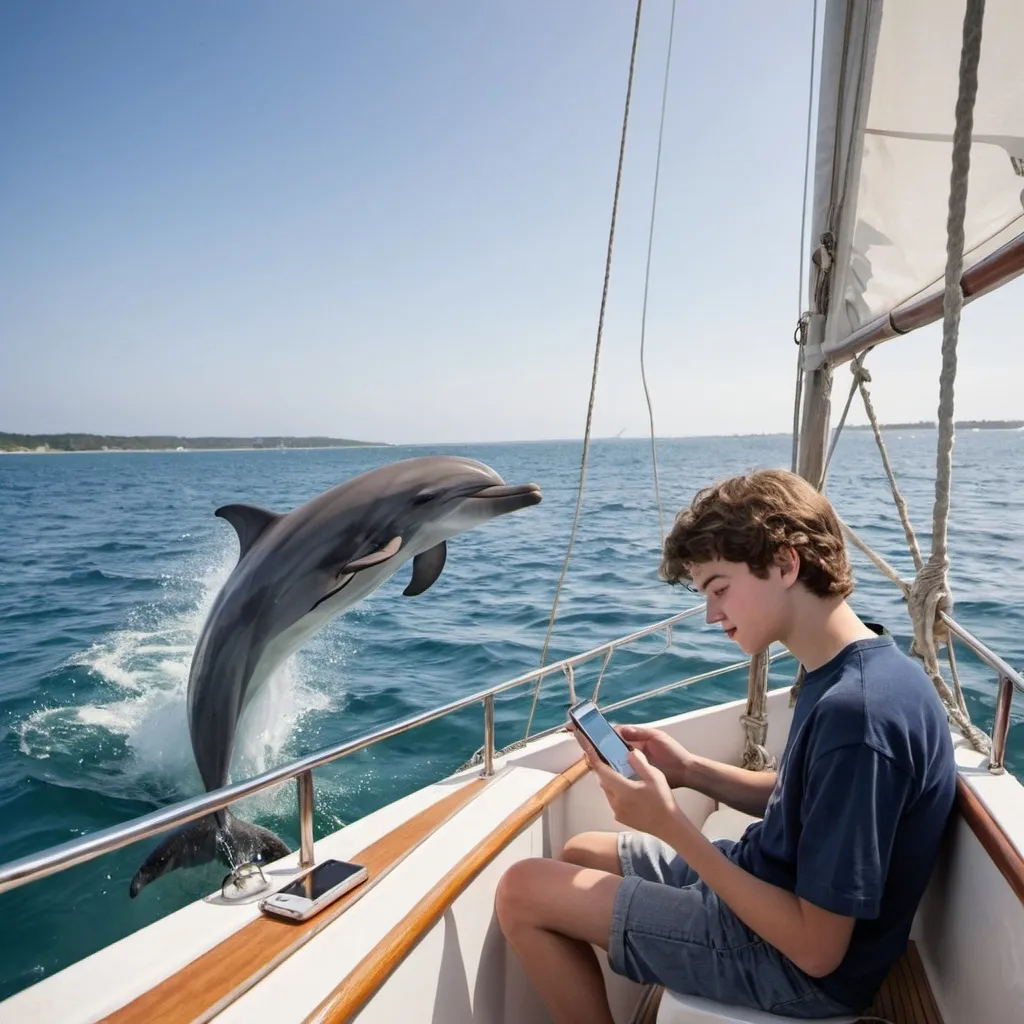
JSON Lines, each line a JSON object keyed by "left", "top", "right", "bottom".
{"left": 496, "top": 858, "right": 622, "bottom": 1024}
{"left": 560, "top": 831, "right": 623, "bottom": 875}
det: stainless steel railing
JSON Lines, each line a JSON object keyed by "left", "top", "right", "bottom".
{"left": 0, "top": 604, "right": 706, "bottom": 896}
{"left": 939, "top": 611, "right": 1024, "bottom": 774}
{"left": 0, "top": 601, "right": 1017, "bottom": 896}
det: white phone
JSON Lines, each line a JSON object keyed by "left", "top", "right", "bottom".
{"left": 259, "top": 858, "right": 368, "bottom": 921}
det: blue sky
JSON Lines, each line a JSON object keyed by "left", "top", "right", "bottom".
{"left": 1, "top": 1, "right": 1020, "bottom": 443}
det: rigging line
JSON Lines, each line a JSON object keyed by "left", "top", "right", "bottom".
{"left": 638, "top": 0, "right": 678, "bottom": 545}
{"left": 523, "top": 0, "right": 646, "bottom": 742}
{"left": 797, "top": 0, "right": 819, "bottom": 321}
{"left": 791, "top": 0, "right": 820, "bottom": 472}
{"left": 930, "top": 0, "right": 985, "bottom": 570}
{"left": 904, "top": 0, "right": 991, "bottom": 756}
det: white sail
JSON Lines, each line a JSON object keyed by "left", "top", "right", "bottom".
{"left": 810, "top": 0, "right": 1024, "bottom": 363}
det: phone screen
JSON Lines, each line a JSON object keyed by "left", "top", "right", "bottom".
{"left": 572, "top": 702, "right": 637, "bottom": 778}
{"left": 278, "top": 859, "right": 364, "bottom": 901}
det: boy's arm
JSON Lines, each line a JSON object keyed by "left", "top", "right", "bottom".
{"left": 673, "top": 741, "right": 916, "bottom": 978}
{"left": 682, "top": 753, "right": 777, "bottom": 818}
{"left": 661, "top": 812, "right": 855, "bottom": 977}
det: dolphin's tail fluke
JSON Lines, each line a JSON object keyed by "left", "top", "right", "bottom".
{"left": 128, "top": 810, "right": 290, "bottom": 898}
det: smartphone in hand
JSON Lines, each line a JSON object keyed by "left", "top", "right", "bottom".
{"left": 567, "top": 699, "right": 638, "bottom": 779}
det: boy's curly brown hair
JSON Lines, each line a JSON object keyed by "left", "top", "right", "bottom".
{"left": 659, "top": 468, "right": 853, "bottom": 598}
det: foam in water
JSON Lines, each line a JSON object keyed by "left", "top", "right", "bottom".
{"left": 17, "top": 543, "right": 341, "bottom": 811}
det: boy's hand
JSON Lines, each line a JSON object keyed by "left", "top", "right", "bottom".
{"left": 616, "top": 724, "right": 694, "bottom": 789}
{"left": 572, "top": 726, "right": 683, "bottom": 839}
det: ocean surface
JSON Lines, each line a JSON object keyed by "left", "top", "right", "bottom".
{"left": 0, "top": 432, "right": 1021, "bottom": 1000}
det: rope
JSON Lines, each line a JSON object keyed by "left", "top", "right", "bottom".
{"left": 819, "top": 355, "right": 925, "bottom": 579}
{"left": 854, "top": 366, "right": 926, "bottom": 574}
{"left": 932, "top": 0, "right": 984, "bottom": 575}
{"left": 638, "top": 0, "right": 677, "bottom": 546}
{"left": 788, "top": 664, "right": 804, "bottom": 707}
{"left": 741, "top": 650, "right": 776, "bottom": 772}
{"left": 818, "top": 352, "right": 866, "bottom": 489}
{"left": 818, "top": 353, "right": 925, "bottom": 575}
{"left": 839, "top": 520, "right": 987, "bottom": 751}
{"left": 522, "top": 0, "right": 645, "bottom": 742}
{"left": 819, "top": 358, "right": 988, "bottom": 752}
{"left": 905, "top": 0, "right": 990, "bottom": 753}
{"left": 945, "top": 637, "right": 971, "bottom": 720}
{"left": 840, "top": 520, "right": 911, "bottom": 597}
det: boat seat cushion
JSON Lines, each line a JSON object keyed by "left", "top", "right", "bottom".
{"left": 699, "top": 805, "right": 760, "bottom": 842}
{"left": 655, "top": 989, "right": 858, "bottom": 1024}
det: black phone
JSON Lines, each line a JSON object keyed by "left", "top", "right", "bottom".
{"left": 567, "top": 699, "right": 638, "bottom": 778}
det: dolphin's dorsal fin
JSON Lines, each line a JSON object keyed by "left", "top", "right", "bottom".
{"left": 403, "top": 541, "right": 447, "bottom": 597}
{"left": 215, "top": 503, "right": 282, "bottom": 560}
{"left": 341, "top": 535, "right": 402, "bottom": 573}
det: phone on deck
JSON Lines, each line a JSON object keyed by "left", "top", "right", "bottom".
{"left": 567, "top": 699, "right": 638, "bottom": 779}
{"left": 259, "top": 858, "right": 368, "bottom": 922}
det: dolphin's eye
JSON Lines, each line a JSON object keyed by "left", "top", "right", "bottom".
{"left": 413, "top": 492, "right": 437, "bottom": 506}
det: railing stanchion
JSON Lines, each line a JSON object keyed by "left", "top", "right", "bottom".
{"left": 298, "top": 771, "right": 315, "bottom": 868}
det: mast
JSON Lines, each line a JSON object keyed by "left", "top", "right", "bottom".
{"left": 795, "top": 0, "right": 879, "bottom": 486}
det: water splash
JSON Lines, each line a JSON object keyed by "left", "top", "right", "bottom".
{"left": 15, "top": 543, "right": 341, "bottom": 809}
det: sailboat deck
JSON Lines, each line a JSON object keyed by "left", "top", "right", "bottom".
{"left": 864, "top": 943, "right": 943, "bottom": 1024}
{"left": 100, "top": 757, "right": 950, "bottom": 1024}
{"left": 5, "top": 694, "right": 1021, "bottom": 1024}
{"left": 97, "top": 776, "right": 494, "bottom": 1024}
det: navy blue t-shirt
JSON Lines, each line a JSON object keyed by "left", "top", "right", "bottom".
{"left": 727, "top": 630, "right": 956, "bottom": 1009}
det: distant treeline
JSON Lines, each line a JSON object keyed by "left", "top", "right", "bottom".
{"left": 848, "top": 420, "right": 1023, "bottom": 431}
{"left": 0, "top": 433, "right": 386, "bottom": 453}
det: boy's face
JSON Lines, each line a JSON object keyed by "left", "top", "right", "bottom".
{"left": 687, "top": 555, "right": 795, "bottom": 655}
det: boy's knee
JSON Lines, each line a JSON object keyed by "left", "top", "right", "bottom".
{"left": 561, "top": 831, "right": 621, "bottom": 874}
{"left": 495, "top": 858, "right": 541, "bottom": 930}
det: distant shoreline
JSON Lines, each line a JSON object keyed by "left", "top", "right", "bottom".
{"left": 845, "top": 419, "right": 1024, "bottom": 432}
{"left": 0, "top": 445, "right": 395, "bottom": 456}
{"left": 1, "top": 421, "right": 1021, "bottom": 454}
{"left": 0, "top": 433, "right": 389, "bottom": 455}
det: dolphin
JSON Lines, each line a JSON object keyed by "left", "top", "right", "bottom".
{"left": 128, "top": 455, "right": 541, "bottom": 897}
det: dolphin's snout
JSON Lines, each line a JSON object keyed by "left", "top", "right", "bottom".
{"left": 469, "top": 482, "right": 542, "bottom": 511}
{"left": 470, "top": 482, "right": 542, "bottom": 502}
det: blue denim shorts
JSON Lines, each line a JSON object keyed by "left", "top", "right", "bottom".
{"left": 608, "top": 831, "right": 857, "bottom": 1019}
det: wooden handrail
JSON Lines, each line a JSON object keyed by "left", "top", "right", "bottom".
{"left": 304, "top": 757, "right": 590, "bottom": 1024}
{"left": 98, "top": 776, "right": 490, "bottom": 1024}
{"left": 956, "top": 774, "right": 1024, "bottom": 904}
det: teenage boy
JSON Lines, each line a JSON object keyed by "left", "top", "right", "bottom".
{"left": 495, "top": 468, "right": 956, "bottom": 1022}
